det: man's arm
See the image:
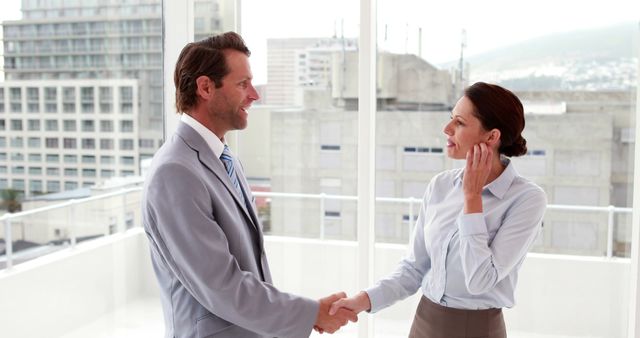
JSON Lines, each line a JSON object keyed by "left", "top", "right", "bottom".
{"left": 146, "top": 162, "right": 321, "bottom": 337}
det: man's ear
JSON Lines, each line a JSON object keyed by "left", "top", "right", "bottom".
{"left": 195, "top": 75, "right": 213, "bottom": 100}
{"left": 486, "top": 129, "right": 501, "bottom": 147}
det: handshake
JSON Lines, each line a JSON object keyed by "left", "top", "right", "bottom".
{"left": 313, "top": 291, "right": 371, "bottom": 334}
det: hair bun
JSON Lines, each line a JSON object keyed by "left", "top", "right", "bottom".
{"left": 501, "top": 136, "right": 527, "bottom": 157}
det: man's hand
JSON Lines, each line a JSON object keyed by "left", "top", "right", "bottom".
{"left": 313, "top": 292, "right": 358, "bottom": 334}
{"left": 329, "top": 291, "right": 371, "bottom": 315}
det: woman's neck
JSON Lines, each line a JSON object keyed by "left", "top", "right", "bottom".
{"left": 485, "top": 155, "right": 506, "bottom": 185}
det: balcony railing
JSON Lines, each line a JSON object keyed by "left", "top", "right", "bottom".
{"left": 0, "top": 187, "right": 633, "bottom": 270}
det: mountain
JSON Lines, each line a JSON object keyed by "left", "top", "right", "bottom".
{"left": 441, "top": 22, "right": 639, "bottom": 91}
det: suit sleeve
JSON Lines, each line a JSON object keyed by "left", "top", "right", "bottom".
{"left": 144, "top": 161, "right": 319, "bottom": 337}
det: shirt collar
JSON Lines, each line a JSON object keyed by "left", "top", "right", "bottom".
{"left": 453, "top": 156, "right": 517, "bottom": 199}
{"left": 180, "top": 113, "right": 225, "bottom": 158}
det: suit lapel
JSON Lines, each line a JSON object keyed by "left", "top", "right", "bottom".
{"left": 234, "top": 160, "right": 264, "bottom": 246}
{"left": 175, "top": 124, "right": 259, "bottom": 235}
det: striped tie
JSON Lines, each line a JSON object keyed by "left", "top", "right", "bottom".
{"left": 220, "top": 145, "right": 243, "bottom": 196}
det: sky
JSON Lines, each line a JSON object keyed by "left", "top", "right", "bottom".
{"left": 0, "top": 0, "right": 638, "bottom": 85}
{"left": 241, "top": 0, "right": 640, "bottom": 84}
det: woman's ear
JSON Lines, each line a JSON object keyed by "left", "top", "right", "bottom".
{"left": 486, "top": 129, "right": 501, "bottom": 147}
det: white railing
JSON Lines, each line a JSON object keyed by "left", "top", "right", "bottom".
{"left": 1, "top": 187, "right": 142, "bottom": 270}
{"left": 0, "top": 188, "right": 633, "bottom": 270}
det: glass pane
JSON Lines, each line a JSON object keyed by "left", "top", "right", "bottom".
{"left": 375, "top": 0, "right": 639, "bottom": 337}
{"left": 240, "top": 0, "right": 360, "bottom": 336}
{"left": 0, "top": 0, "right": 166, "bottom": 336}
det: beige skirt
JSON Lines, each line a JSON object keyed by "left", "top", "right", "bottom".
{"left": 408, "top": 296, "right": 507, "bottom": 338}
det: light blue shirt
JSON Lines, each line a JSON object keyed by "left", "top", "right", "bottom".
{"left": 366, "top": 158, "right": 547, "bottom": 311}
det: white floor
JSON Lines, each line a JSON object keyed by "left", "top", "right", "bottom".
{"left": 58, "top": 297, "right": 587, "bottom": 338}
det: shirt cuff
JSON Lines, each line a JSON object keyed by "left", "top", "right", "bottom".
{"left": 458, "top": 213, "right": 488, "bottom": 236}
{"left": 364, "top": 286, "right": 387, "bottom": 314}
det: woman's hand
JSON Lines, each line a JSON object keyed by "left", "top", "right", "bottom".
{"left": 463, "top": 143, "right": 493, "bottom": 213}
{"left": 329, "top": 291, "right": 371, "bottom": 316}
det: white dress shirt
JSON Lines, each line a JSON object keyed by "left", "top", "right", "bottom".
{"left": 366, "top": 157, "right": 547, "bottom": 311}
{"left": 180, "top": 113, "right": 225, "bottom": 158}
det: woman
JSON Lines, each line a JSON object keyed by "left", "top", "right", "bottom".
{"left": 329, "top": 82, "right": 546, "bottom": 338}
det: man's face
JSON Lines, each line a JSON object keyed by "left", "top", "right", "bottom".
{"left": 208, "top": 49, "right": 259, "bottom": 134}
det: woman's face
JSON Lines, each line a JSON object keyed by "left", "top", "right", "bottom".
{"left": 443, "top": 96, "right": 492, "bottom": 160}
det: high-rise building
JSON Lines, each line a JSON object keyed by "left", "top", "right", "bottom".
{"left": 265, "top": 37, "right": 357, "bottom": 106}
{"left": 0, "top": 0, "right": 224, "bottom": 195}
{"left": 0, "top": 79, "right": 140, "bottom": 195}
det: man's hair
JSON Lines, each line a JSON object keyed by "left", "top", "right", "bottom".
{"left": 173, "top": 32, "right": 250, "bottom": 113}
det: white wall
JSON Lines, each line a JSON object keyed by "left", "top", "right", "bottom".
{"left": 0, "top": 231, "right": 630, "bottom": 338}
{"left": 0, "top": 229, "right": 158, "bottom": 338}
{"left": 265, "top": 238, "right": 631, "bottom": 338}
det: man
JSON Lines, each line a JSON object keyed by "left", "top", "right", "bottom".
{"left": 142, "top": 32, "right": 356, "bottom": 337}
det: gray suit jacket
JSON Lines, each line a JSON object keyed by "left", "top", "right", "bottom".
{"left": 142, "top": 123, "right": 319, "bottom": 338}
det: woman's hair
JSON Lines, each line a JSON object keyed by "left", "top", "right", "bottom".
{"left": 173, "top": 32, "right": 250, "bottom": 113}
{"left": 464, "top": 82, "right": 528, "bottom": 157}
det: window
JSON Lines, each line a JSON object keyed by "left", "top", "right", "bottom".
{"left": 64, "top": 181, "right": 78, "bottom": 190}
{"left": 63, "top": 138, "right": 77, "bottom": 149}
{"left": 64, "top": 168, "right": 78, "bottom": 177}
{"left": 45, "top": 119, "right": 59, "bottom": 131}
{"left": 63, "top": 154, "right": 77, "bottom": 163}
{"left": 10, "top": 103, "right": 22, "bottom": 114}
{"left": 9, "top": 87, "right": 21, "bottom": 101}
{"left": 46, "top": 167, "right": 59, "bottom": 176}
{"left": 320, "top": 145, "right": 341, "bottom": 151}
{"left": 10, "top": 153, "right": 24, "bottom": 161}
{"left": 120, "top": 120, "right": 134, "bottom": 132}
{"left": 119, "top": 139, "right": 134, "bottom": 150}
{"left": 101, "top": 169, "right": 115, "bottom": 178}
{"left": 45, "top": 87, "right": 57, "bottom": 101}
{"left": 12, "top": 166, "right": 25, "bottom": 174}
{"left": 100, "top": 139, "right": 114, "bottom": 150}
{"left": 139, "top": 139, "right": 154, "bottom": 148}
{"left": 63, "top": 120, "right": 76, "bottom": 131}
{"left": 46, "top": 180, "right": 60, "bottom": 193}
{"left": 100, "top": 120, "right": 113, "bottom": 132}
{"left": 81, "top": 120, "right": 95, "bottom": 132}
{"left": 82, "top": 168, "right": 96, "bottom": 177}
{"left": 81, "top": 138, "right": 95, "bottom": 149}
{"left": 100, "top": 155, "right": 114, "bottom": 164}
{"left": 12, "top": 179, "right": 25, "bottom": 191}
{"left": 120, "top": 156, "right": 134, "bottom": 165}
{"left": 63, "top": 87, "right": 75, "bottom": 113}
{"left": 28, "top": 167, "right": 42, "bottom": 175}
{"left": 11, "top": 119, "right": 23, "bottom": 131}
{"left": 45, "top": 137, "right": 59, "bottom": 148}
{"left": 45, "top": 154, "right": 59, "bottom": 163}
{"left": 28, "top": 137, "right": 41, "bottom": 148}
{"left": 10, "top": 137, "right": 23, "bottom": 148}
{"left": 81, "top": 155, "right": 95, "bottom": 163}
{"left": 28, "top": 119, "right": 40, "bottom": 131}
{"left": 28, "top": 153, "right": 41, "bottom": 162}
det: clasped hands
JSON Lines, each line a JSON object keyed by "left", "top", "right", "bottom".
{"left": 313, "top": 291, "right": 371, "bottom": 334}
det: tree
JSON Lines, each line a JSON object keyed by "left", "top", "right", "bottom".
{"left": 0, "top": 189, "right": 22, "bottom": 213}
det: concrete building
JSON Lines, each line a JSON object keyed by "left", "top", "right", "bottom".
{"left": 1, "top": 0, "right": 225, "bottom": 165}
{"left": 234, "top": 48, "right": 636, "bottom": 257}
{"left": 264, "top": 37, "right": 357, "bottom": 106}
{"left": 0, "top": 79, "right": 140, "bottom": 196}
